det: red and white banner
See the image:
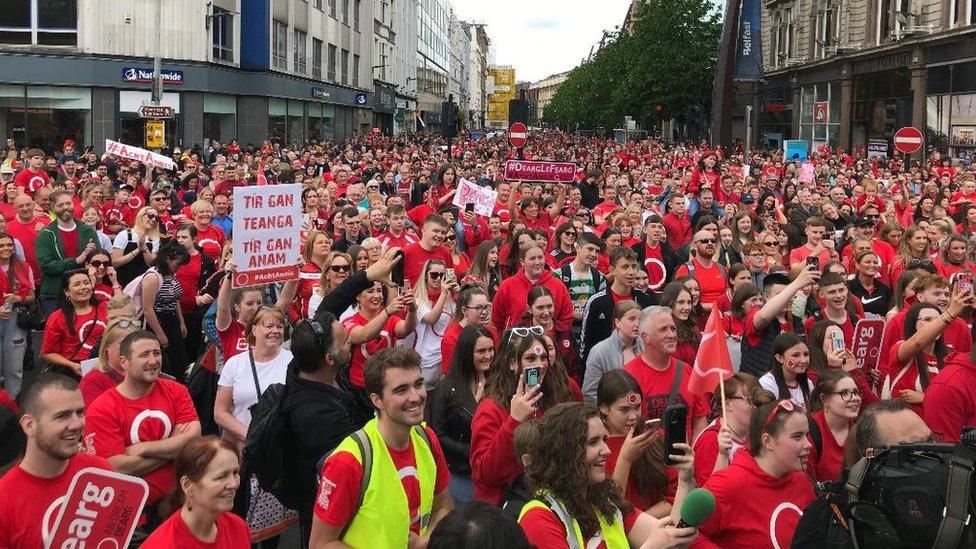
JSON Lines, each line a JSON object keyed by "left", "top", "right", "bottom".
{"left": 46, "top": 468, "right": 149, "bottom": 549}
{"left": 451, "top": 178, "right": 498, "bottom": 217}
{"left": 852, "top": 318, "right": 885, "bottom": 374}
{"left": 688, "top": 307, "right": 733, "bottom": 395}
{"left": 104, "top": 139, "right": 176, "bottom": 170}
{"left": 504, "top": 160, "right": 577, "bottom": 183}
{"left": 233, "top": 184, "right": 302, "bottom": 287}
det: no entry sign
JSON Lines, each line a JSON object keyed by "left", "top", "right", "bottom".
{"left": 509, "top": 122, "right": 527, "bottom": 149}
{"left": 893, "top": 126, "right": 923, "bottom": 154}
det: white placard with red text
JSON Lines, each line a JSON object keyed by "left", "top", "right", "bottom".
{"left": 46, "top": 467, "right": 149, "bottom": 549}
{"left": 451, "top": 178, "right": 497, "bottom": 217}
{"left": 104, "top": 139, "right": 176, "bottom": 170}
{"left": 232, "top": 184, "right": 302, "bottom": 287}
{"left": 852, "top": 318, "right": 885, "bottom": 374}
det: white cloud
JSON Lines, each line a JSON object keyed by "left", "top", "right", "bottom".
{"left": 452, "top": 0, "right": 634, "bottom": 83}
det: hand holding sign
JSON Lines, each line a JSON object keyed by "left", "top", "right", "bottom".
{"left": 46, "top": 468, "right": 149, "bottom": 549}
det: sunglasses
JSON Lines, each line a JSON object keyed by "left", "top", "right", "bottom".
{"left": 428, "top": 271, "right": 445, "bottom": 280}
{"left": 110, "top": 317, "right": 141, "bottom": 329}
{"left": 575, "top": 212, "right": 590, "bottom": 218}
{"left": 89, "top": 259, "right": 111, "bottom": 268}
{"left": 696, "top": 238, "right": 716, "bottom": 244}
{"left": 444, "top": 234, "right": 456, "bottom": 241}
{"left": 330, "top": 264, "right": 351, "bottom": 273}
{"left": 762, "top": 399, "right": 802, "bottom": 429}
{"left": 511, "top": 325, "right": 545, "bottom": 337}
{"left": 763, "top": 241, "right": 778, "bottom": 247}
{"left": 146, "top": 213, "right": 157, "bottom": 221}
{"left": 564, "top": 231, "right": 578, "bottom": 238}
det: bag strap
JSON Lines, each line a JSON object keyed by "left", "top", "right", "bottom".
{"left": 667, "top": 360, "right": 685, "bottom": 408}
{"left": 808, "top": 416, "right": 823, "bottom": 457}
{"left": 69, "top": 316, "right": 100, "bottom": 362}
{"left": 247, "top": 350, "right": 261, "bottom": 396}
{"left": 340, "top": 429, "right": 373, "bottom": 539}
{"left": 933, "top": 442, "right": 976, "bottom": 549}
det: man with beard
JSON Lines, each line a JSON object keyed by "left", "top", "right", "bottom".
{"left": 0, "top": 373, "right": 112, "bottom": 547}
{"left": 35, "top": 189, "right": 99, "bottom": 314}
{"left": 675, "top": 228, "right": 728, "bottom": 311}
{"left": 84, "top": 331, "right": 200, "bottom": 521}
{"left": 309, "top": 347, "right": 454, "bottom": 549}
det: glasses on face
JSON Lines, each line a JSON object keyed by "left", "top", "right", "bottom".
{"left": 428, "top": 271, "right": 445, "bottom": 280}
{"left": 564, "top": 231, "right": 578, "bottom": 238}
{"left": 330, "top": 264, "right": 351, "bottom": 273}
{"left": 832, "top": 388, "right": 862, "bottom": 402}
{"left": 465, "top": 303, "right": 492, "bottom": 313}
{"left": 89, "top": 259, "right": 111, "bottom": 268}
{"left": 763, "top": 241, "right": 778, "bottom": 247}
{"left": 445, "top": 234, "right": 456, "bottom": 241}
{"left": 865, "top": 215, "right": 880, "bottom": 220}
{"left": 696, "top": 238, "right": 716, "bottom": 245}
{"left": 146, "top": 213, "right": 157, "bottom": 221}
{"left": 575, "top": 212, "right": 590, "bottom": 219}
{"left": 366, "top": 185, "right": 379, "bottom": 191}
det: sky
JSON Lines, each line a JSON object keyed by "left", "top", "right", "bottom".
{"left": 452, "top": 0, "right": 635, "bottom": 83}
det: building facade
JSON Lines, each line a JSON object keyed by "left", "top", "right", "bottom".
{"left": 392, "top": 0, "right": 419, "bottom": 134}
{"left": 0, "top": 0, "right": 382, "bottom": 152}
{"left": 487, "top": 65, "right": 515, "bottom": 128}
{"left": 464, "top": 22, "right": 490, "bottom": 129}
{"left": 741, "top": 0, "right": 976, "bottom": 157}
{"left": 447, "top": 7, "right": 470, "bottom": 123}
{"left": 373, "top": 0, "right": 397, "bottom": 134}
{"left": 531, "top": 71, "right": 570, "bottom": 123}
{"left": 416, "top": 0, "right": 451, "bottom": 131}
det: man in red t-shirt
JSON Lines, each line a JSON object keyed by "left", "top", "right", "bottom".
{"left": 84, "top": 332, "right": 201, "bottom": 508}
{"left": 674, "top": 229, "right": 727, "bottom": 310}
{"left": 403, "top": 214, "right": 453, "bottom": 286}
{"left": 0, "top": 373, "right": 114, "bottom": 548}
{"left": 310, "top": 348, "right": 453, "bottom": 547}
{"left": 378, "top": 205, "right": 419, "bottom": 250}
{"left": 6, "top": 194, "right": 46, "bottom": 282}
{"left": 662, "top": 193, "right": 692, "bottom": 248}
{"left": 13, "top": 148, "right": 50, "bottom": 197}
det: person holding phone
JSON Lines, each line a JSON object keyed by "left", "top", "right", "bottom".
{"left": 788, "top": 217, "right": 834, "bottom": 272}
{"left": 518, "top": 402, "right": 698, "bottom": 549}
{"left": 758, "top": 333, "right": 815, "bottom": 408}
{"left": 469, "top": 331, "right": 580, "bottom": 504}
{"left": 805, "top": 319, "right": 880, "bottom": 408}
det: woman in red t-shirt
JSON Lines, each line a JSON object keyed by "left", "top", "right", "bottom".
{"left": 596, "top": 369, "right": 673, "bottom": 517}
{"left": 190, "top": 199, "right": 226, "bottom": 261}
{"left": 0, "top": 231, "right": 33, "bottom": 396}
{"left": 518, "top": 402, "right": 697, "bottom": 548}
{"left": 692, "top": 373, "right": 766, "bottom": 487}
{"left": 41, "top": 269, "right": 107, "bottom": 375}
{"left": 293, "top": 230, "right": 331, "bottom": 323}
{"left": 86, "top": 250, "right": 120, "bottom": 303}
{"left": 661, "top": 282, "right": 701, "bottom": 365}
{"left": 806, "top": 370, "right": 861, "bottom": 483}
{"left": 142, "top": 436, "right": 250, "bottom": 549}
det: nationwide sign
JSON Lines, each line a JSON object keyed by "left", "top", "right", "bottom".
{"left": 121, "top": 67, "right": 184, "bottom": 85}
{"left": 504, "top": 160, "right": 577, "bottom": 183}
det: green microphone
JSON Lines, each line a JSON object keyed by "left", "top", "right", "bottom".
{"left": 676, "top": 488, "right": 716, "bottom": 528}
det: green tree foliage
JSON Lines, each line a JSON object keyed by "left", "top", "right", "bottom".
{"left": 544, "top": 0, "right": 722, "bottom": 131}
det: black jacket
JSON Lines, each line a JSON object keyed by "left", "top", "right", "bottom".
{"left": 281, "top": 367, "right": 355, "bottom": 513}
{"left": 580, "top": 288, "right": 657, "bottom": 363}
{"left": 428, "top": 383, "right": 478, "bottom": 476}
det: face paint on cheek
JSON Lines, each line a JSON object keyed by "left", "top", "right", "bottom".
{"left": 787, "top": 359, "right": 795, "bottom": 368}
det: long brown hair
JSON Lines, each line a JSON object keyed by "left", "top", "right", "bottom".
{"left": 527, "top": 403, "right": 634, "bottom": 539}
{"left": 484, "top": 331, "right": 575, "bottom": 411}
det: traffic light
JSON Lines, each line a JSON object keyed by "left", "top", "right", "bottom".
{"left": 441, "top": 100, "right": 459, "bottom": 139}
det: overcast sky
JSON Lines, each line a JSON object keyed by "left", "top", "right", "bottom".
{"left": 452, "top": 0, "right": 635, "bottom": 83}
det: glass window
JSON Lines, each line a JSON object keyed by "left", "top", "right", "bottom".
{"left": 272, "top": 21, "right": 288, "bottom": 70}
{"left": 328, "top": 44, "right": 337, "bottom": 81}
{"left": 341, "top": 49, "right": 349, "bottom": 84}
{"left": 353, "top": 54, "right": 360, "bottom": 87}
{"left": 269, "top": 98, "right": 287, "bottom": 144}
{"left": 203, "top": 94, "right": 236, "bottom": 143}
{"left": 212, "top": 7, "right": 233, "bottom": 62}
{"left": 0, "top": 86, "right": 91, "bottom": 151}
{"left": 294, "top": 29, "right": 307, "bottom": 74}
{"left": 329, "top": 0, "right": 336, "bottom": 18}
{"left": 287, "top": 100, "right": 304, "bottom": 146}
{"left": 0, "top": 0, "right": 76, "bottom": 46}
{"left": 312, "top": 39, "right": 322, "bottom": 79}
{"left": 342, "top": 0, "right": 349, "bottom": 24}
{"left": 354, "top": 0, "right": 361, "bottom": 31}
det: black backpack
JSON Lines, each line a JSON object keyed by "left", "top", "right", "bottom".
{"left": 242, "top": 383, "right": 296, "bottom": 508}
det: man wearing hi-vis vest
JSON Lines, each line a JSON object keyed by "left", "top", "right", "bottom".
{"left": 310, "top": 347, "right": 455, "bottom": 548}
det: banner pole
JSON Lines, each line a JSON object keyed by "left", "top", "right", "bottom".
{"left": 718, "top": 372, "right": 728, "bottom": 425}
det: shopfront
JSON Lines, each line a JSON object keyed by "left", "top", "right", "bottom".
{"left": 0, "top": 85, "right": 92, "bottom": 151}
{"left": 926, "top": 61, "right": 976, "bottom": 157}
{"left": 372, "top": 83, "right": 396, "bottom": 136}
{"left": 202, "top": 93, "right": 237, "bottom": 144}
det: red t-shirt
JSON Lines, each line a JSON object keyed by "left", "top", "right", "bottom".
{"left": 519, "top": 502, "right": 641, "bottom": 549}
{"left": 13, "top": 168, "right": 49, "bottom": 196}
{"left": 217, "top": 319, "right": 248, "bottom": 361}
{"left": 402, "top": 242, "right": 453, "bottom": 287}
{"left": 41, "top": 303, "right": 107, "bottom": 362}
{"left": 609, "top": 288, "right": 633, "bottom": 304}
{"left": 0, "top": 453, "right": 113, "bottom": 548}
{"left": 674, "top": 258, "right": 727, "bottom": 305}
{"left": 6, "top": 216, "right": 45, "bottom": 281}
{"left": 605, "top": 434, "right": 667, "bottom": 510}
{"left": 175, "top": 253, "right": 203, "bottom": 312}
{"left": 195, "top": 224, "right": 226, "bottom": 261}
{"left": 806, "top": 410, "right": 849, "bottom": 483}
{"left": 142, "top": 510, "right": 250, "bottom": 549}
{"left": 377, "top": 229, "right": 420, "bottom": 251}
{"left": 642, "top": 243, "right": 667, "bottom": 292}
{"left": 342, "top": 312, "right": 402, "bottom": 388}
{"left": 59, "top": 224, "right": 81, "bottom": 258}
{"left": 884, "top": 340, "right": 938, "bottom": 416}
{"left": 93, "top": 281, "right": 114, "bottom": 303}
{"left": 314, "top": 426, "right": 451, "bottom": 533}
{"left": 84, "top": 379, "right": 198, "bottom": 506}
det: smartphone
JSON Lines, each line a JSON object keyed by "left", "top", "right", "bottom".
{"left": 444, "top": 268, "right": 457, "bottom": 286}
{"left": 830, "top": 329, "right": 846, "bottom": 353}
{"left": 465, "top": 202, "right": 475, "bottom": 213}
{"left": 524, "top": 366, "right": 541, "bottom": 388}
{"left": 663, "top": 403, "right": 688, "bottom": 466}
{"left": 806, "top": 256, "right": 819, "bottom": 270}
{"left": 958, "top": 271, "right": 973, "bottom": 294}
{"left": 392, "top": 250, "right": 405, "bottom": 287}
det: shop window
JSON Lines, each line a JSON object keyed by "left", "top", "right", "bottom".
{"left": 212, "top": 7, "right": 233, "bottom": 62}
{"left": 287, "top": 100, "right": 304, "bottom": 146}
{"left": 269, "top": 98, "right": 287, "bottom": 145}
{"left": 272, "top": 21, "right": 288, "bottom": 70}
{"left": 0, "top": 0, "right": 77, "bottom": 46}
{"left": 203, "top": 94, "right": 236, "bottom": 143}
{"left": 0, "top": 86, "right": 91, "bottom": 151}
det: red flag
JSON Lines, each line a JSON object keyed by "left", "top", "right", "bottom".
{"left": 688, "top": 306, "right": 734, "bottom": 395}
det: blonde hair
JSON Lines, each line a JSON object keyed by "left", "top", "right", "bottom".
{"left": 245, "top": 307, "right": 286, "bottom": 346}
{"left": 413, "top": 259, "right": 448, "bottom": 310}
{"left": 302, "top": 230, "right": 330, "bottom": 263}
{"left": 190, "top": 199, "right": 214, "bottom": 215}
{"left": 95, "top": 318, "right": 139, "bottom": 373}
{"left": 316, "top": 251, "right": 353, "bottom": 297}
{"left": 133, "top": 206, "right": 161, "bottom": 237}
{"left": 106, "top": 294, "right": 133, "bottom": 312}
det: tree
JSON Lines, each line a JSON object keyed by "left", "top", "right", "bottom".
{"left": 543, "top": 0, "right": 721, "bottom": 135}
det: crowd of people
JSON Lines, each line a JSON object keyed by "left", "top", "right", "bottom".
{"left": 0, "top": 130, "right": 974, "bottom": 548}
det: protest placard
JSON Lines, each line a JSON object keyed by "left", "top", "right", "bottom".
{"left": 104, "top": 139, "right": 176, "bottom": 170}
{"left": 46, "top": 468, "right": 149, "bottom": 549}
{"left": 232, "top": 184, "right": 302, "bottom": 287}
{"left": 852, "top": 318, "right": 885, "bottom": 374}
{"left": 452, "top": 178, "right": 498, "bottom": 217}
{"left": 798, "top": 162, "right": 815, "bottom": 183}
{"left": 504, "top": 160, "right": 577, "bottom": 183}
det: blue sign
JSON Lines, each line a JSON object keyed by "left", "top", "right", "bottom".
{"left": 355, "top": 93, "right": 368, "bottom": 105}
{"left": 784, "top": 140, "right": 809, "bottom": 161}
{"left": 312, "top": 87, "right": 331, "bottom": 99}
{"left": 121, "top": 67, "right": 184, "bottom": 85}
{"left": 733, "top": 0, "right": 764, "bottom": 80}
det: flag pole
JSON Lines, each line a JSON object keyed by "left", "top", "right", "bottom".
{"left": 718, "top": 371, "right": 728, "bottom": 425}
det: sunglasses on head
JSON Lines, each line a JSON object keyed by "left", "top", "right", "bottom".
{"left": 110, "top": 317, "right": 141, "bottom": 329}
{"left": 762, "top": 399, "right": 802, "bottom": 429}
{"left": 330, "top": 264, "right": 351, "bottom": 273}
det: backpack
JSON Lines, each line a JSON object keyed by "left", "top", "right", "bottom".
{"left": 122, "top": 267, "right": 161, "bottom": 319}
{"left": 242, "top": 382, "right": 297, "bottom": 508}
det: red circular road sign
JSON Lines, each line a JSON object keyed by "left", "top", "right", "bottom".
{"left": 893, "top": 126, "right": 924, "bottom": 154}
{"left": 509, "top": 122, "right": 527, "bottom": 148}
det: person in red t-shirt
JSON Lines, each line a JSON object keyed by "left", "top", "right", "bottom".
{"left": 403, "top": 214, "right": 454, "bottom": 287}
{"left": 41, "top": 270, "right": 108, "bottom": 375}
{"left": 84, "top": 331, "right": 201, "bottom": 508}
{"left": 310, "top": 348, "right": 454, "bottom": 548}
{"left": 12, "top": 148, "right": 50, "bottom": 197}
{"left": 934, "top": 234, "right": 974, "bottom": 280}
{"left": 804, "top": 370, "right": 861, "bottom": 484}
{"left": 189, "top": 199, "right": 226, "bottom": 261}
{"left": 0, "top": 373, "right": 114, "bottom": 548}
{"left": 7, "top": 194, "right": 46, "bottom": 282}
{"left": 142, "top": 436, "right": 250, "bottom": 549}
{"left": 674, "top": 230, "right": 727, "bottom": 310}
{"left": 518, "top": 401, "right": 697, "bottom": 548}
